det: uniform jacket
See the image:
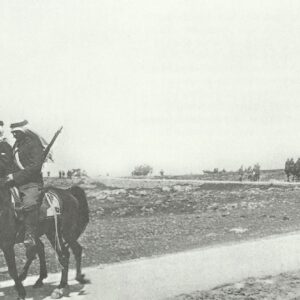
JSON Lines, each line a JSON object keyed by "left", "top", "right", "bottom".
{"left": 0, "top": 139, "right": 14, "bottom": 177}
{"left": 12, "top": 134, "right": 44, "bottom": 186}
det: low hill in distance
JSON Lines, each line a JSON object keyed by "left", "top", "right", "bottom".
{"left": 154, "top": 169, "right": 286, "bottom": 182}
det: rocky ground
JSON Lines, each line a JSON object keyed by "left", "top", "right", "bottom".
{"left": 169, "top": 271, "right": 300, "bottom": 300}
{"left": 1, "top": 176, "right": 300, "bottom": 299}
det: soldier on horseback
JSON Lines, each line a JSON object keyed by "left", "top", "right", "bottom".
{"left": 5, "top": 120, "right": 46, "bottom": 259}
{"left": 0, "top": 121, "right": 89, "bottom": 299}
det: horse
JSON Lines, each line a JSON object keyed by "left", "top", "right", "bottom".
{"left": 0, "top": 182, "right": 89, "bottom": 300}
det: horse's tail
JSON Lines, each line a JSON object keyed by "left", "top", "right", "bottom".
{"left": 69, "top": 185, "right": 89, "bottom": 233}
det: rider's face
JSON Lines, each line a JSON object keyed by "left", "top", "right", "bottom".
{"left": 12, "top": 130, "right": 25, "bottom": 141}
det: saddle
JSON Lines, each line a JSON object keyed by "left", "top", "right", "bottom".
{"left": 10, "top": 187, "right": 62, "bottom": 220}
{"left": 10, "top": 187, "right": 63, "bottom": 244}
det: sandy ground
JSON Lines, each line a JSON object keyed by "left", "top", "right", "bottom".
{"left": 170, "top": 272, "right": 300, "bottom": 300}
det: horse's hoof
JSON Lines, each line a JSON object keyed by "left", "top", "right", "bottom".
{"left": 33, "top": 280, "right": 44, "bottom": 288}
{"left": 76, "top": 274, "right": 91, "bottom": 284}
{"left": 17, "top": 297, "right": 25, "bottom": 300}
{"left": 51, "top": 288, "right": 64, "bottom": 299}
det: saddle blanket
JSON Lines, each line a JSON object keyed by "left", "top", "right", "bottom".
{"left": 41, "top": 190, "right": 62, "bottom": 218}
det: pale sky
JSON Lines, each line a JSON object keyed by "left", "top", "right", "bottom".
{"left": 1, "top": 0, "right": 300, "bottom": 176}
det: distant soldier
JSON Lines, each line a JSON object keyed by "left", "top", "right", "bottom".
{"left": 238, "top": 165, "right": 244, "bottom": 182}
{"left": 67, "top": 170, "right": 72, "bottom": 179}
{"left": 160, "top": 169, "right": 164, "bottom": 177}
{"left": 47, "top": 171, "right": 50, "bottom": 177}
{"left": 294, "top": 158, "right": 300, "bottom": 181}
{"left": 285, "top": 158, "right": 291, "bottom": 182}
{"left": 245, "top": 167, "right": 251, "bottom": 181}
{"left": 253, "top": 164, "right": 260, "bottom": 181}
{"left": 290, "top": 158, "right": 296, "bottom": 181}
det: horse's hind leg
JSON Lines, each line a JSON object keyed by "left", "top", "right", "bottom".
{"left": 32, "top": 239, "right": 48, "bottom": 288}
{"left": 69, "top": 240, "right": 90, "bottom": 284}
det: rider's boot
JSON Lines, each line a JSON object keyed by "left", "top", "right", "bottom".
{"left": 23, "top": 208, "right": 39, "bottom": 260}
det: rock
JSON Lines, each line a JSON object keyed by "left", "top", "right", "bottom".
{"left": 241, "top": 201, "right": 248, "bottom": 208}
{"left": 249, "top": 188, "right": 261, "bottom": 194}
{"left": 112, "top": 207, "right": 130, "bottom": 216}
{"left": 222, "top": 213, "right": 230, "bottom": 217}
{"left": 162, "top": 186, "right": 171, "bottom": 192}
{"left": 229, "top": 227, "right": 248, "bottom": 234}
{"left": 128, "top": 193, "right": 139, "bottom": 198}
{"left": 138, "top": 190, "right": 148, "bottom": 196}
{"left": 208, "top": 203, "right": 219, "bottom": 211}
{"left": 96, "top": 193, "right": 108, "bottom": 200}
{"left": 206, "top": 233, "right": 217, "bottom": 237}
{"left": 230, "top": 203, "right": 238, "bottom": 209}
{"left": 172, "top": 185, "right": 192, "bottom": 192}
{"left": 140, "top": 206, "right": 154, "bottom": 215}
{"left": 96, "top": 207, "right": 105, "bottom": 215}
{"left": 233, "top": 282, "right": 245, "bottom": 289}
{"left": 110, "top": 189, "right": 127, "bottom": 195}
{"left": 86, "top": 190, "right": 101, "bottom": 198}
{"left": 224, "top": 203, "right": 238, "bottom": 210}
{"left": 80, "top": 183, "right": 97, "bottom": 189}
{"left": 267, "top": 187, "right": 282, "bottom": 192}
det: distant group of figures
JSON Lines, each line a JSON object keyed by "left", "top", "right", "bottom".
{"left": 238, "top": 164, "right": 261, "bottom": 182}
{"left": 284, "top": 158, "right": 300, "bottom": 182}
{"left": 58, "top": 170, "right": 73, "bottom": 179}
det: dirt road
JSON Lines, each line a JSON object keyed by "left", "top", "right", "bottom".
{"left": 2, "top": 231, "right": 300, "bottom": 299}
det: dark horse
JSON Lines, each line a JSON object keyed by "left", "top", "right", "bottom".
{"left": 0, "top": 182, "right": 89, "bottom": 300}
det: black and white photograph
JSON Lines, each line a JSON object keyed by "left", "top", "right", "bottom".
{"left": 1, "top": 1, "right": 300, "bottom": 299}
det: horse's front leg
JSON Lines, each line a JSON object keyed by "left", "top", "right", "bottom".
{"left": 18, "top": 250, "right": 36, "bottom": 282}
{"left": 18, "top": 237, "right": 47, "bottom": 287}
{"left": 33, "top": 238, "right": 48, "bottom": 288}
{"left": 2, "top": 245, "right": 26, "bottom": 300}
